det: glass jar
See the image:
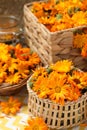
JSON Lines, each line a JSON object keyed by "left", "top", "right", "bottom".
{"left": 0, "top": 15, "right": 23, "bottom": 43}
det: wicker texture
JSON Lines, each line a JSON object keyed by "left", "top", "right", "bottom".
{"left": 0, "top": 78, "right": 28, "bottom": 96}
{"left": 24, "top": 2, "right": 87, "bottom": 71}
{"left": 27, "top": 79, "right": 87, "bottom": 129}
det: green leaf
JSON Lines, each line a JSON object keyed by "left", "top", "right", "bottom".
{"left": 46, "top": 67, "right": 52, "bottom": 74}
{"left": 73, "top": 29, "right": 83, "bottom": 35}
{"left": 56, "top": 14, "right": 63, "bottom": 20}
{"left": 67, "top": 8, "right": 73, "bottom": 16}
{"left": 28, "top": 81, "right": 33, "bottom": 88}
{"left": 10, "top": 50, "right": 16, "bottom": 58}
{"left": 55, "top": 0, "right": 60, "bottom": 4}
{"left": 30, "top": 50, "right": 33, "bottom": 55}
{"left": 74, "top": 7, "right": 80, "bottom": 13}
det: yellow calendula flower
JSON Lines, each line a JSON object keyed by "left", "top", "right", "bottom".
{"left": 50, "top": 60, "right": 73, "bottom": 73}
{"left": 72, "top": 11, "right": 87, "bottom": 27}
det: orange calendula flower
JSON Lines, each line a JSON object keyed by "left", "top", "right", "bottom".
{"left": 5, "top": 73, "right": 21, "bottom": 84}
{"left": 33, "top": 76, "right": 48, "bottom": 92}
{"left": 0, "top": 43, "right": 41, "bottom": 85}
{"left": 31, "top": 0, "right": 87, "bottom": 32}
{"left": 24, "top": 117, "right": 48, "bottom": 130}
{"left": 66, "top": 83, "right": 81, "bottom": 101}
{"left": 72, "top": 11, "right": 87, "bottom": 26}
{"left": 28, "top": 53, "right": 41, "bottom": 67}
{"left": 50, "top": 60, "right": 73, "bottom": 73}
{"left": 32, "top": 67, "right": 48, "bottom": 78}
{"left": 30, "top": 60, "right": 87, "bottom": 105}
{"left": 73, "top": 34, "right": 87, "bottom": 48}
{"left": 0, "top": 96, "right": 22, "bottom": 115}
{"left": 81, "top": 43, "right": 87, "bottom": 57}
{"left": 73, "top": 29, "right": 87, "bottom": 58}
{"left": 68, "top": 70, "right": 87, "bottom": 89}
{"left": 46, "top": 72, "right": 70, "bottom": 105}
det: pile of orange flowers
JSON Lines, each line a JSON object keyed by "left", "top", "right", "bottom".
{"left": 0, "top": 96, "right": 22, "bottom": 115}
{"left": 73, "top": 28, "right": 87, "bottom": 57}
{"left": 31, "top": 0, "right": 87, "bottom": 32}
{"left": 0, "top": 43, "right": 40, "bottom": 85}
{"left": 29, "top": 60, "right": 87, "bottom": 105}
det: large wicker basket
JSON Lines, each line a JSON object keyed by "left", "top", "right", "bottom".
{"left": 24, "top": 2, "right": 87, "bottom": 71}
{"left": 27, "top": 78, "right": 87, "bottom": 129}
{"left": 0, "top": 77, "right": 28, "bottom": 96}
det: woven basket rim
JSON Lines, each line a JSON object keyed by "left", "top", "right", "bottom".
{"left": 0, "top": 77, "right": 29, "bottom": 96}
{"left": 0, "top": 77, "right": 28, "bottom": 90}
{"left": 27, "top": 75, "right": 87, "bottom": 106}
{"left": 24, "top": 1, "right": 87, "bottom": 35}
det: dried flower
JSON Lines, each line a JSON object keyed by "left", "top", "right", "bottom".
{"left": 73, "top": 28, "right": 87, "bottom": 58}
{"left": 0, "top": 43, "right": 40, "bottom": 84}
{"left": 31, "top": 0, "right": 87, "bottom": 32}
{"left": 24, "top": 117, "right": 48, "bottom": 130}
{"left": 29, "top": 60, "right": 87, "bottom": 105}
{"left": 0, "top": 96, "right": 22, "bottom": 115}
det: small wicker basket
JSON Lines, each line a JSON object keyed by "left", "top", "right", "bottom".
{"left": 27, "top": 78, "right": 87, "bottom": 130}
{"left": 24, "top": 2, "right": 87, "bottom": 71}
{"left": 0, "top": 78, "right": 28, "bottom": 96}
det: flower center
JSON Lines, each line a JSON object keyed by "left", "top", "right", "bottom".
{"left": 8, "top": 103, "right": 13, "bottom": 108}
{"left": 73, "top": 78, "right": 80, "bottom": 84}
{"left": 33, "top": 125, "right": 39, "bottom": 130}
{"left": 55, "top": 86, "right": 61, "bottom": 93}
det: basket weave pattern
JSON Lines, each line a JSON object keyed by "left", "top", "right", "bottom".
{"left": 27, "top": 80, "right": 87, "bottom": 129}
{"left": 24, "top": 3, "right": 87, "bottom": 70}
{"left": 0, "top": 77, "right": 28, "bottom": 96}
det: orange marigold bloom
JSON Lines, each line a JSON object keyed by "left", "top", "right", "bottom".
{"left": 31, "top": 0, "right": 87, "bottom": 32}
{"left": 32, "top": 67, "right": 48, "bottom": 78}
{"left": 0, "top": 43, "right": 40, "bottom": 85}
{"left": 80, "top": 0, "right": 87, "bottom": 11}
{"left": 0, "top": 96, "right": 22, "bottom": 115}
{"left": 14, "top": 43, "right": 31, "bottom": 60}
{"left": 73, "top": 34, "right": 87, "bottom": 48}
{"left": 28, "top": 53, "right": 41, "bottom": 67}
{"left": 68, "top": 70, "right": 87, "bottom": 89}
{"left": 66, "top": 82, "right": 81, "bottom": 101}
{"left": 33, "top": 76, "right": 48, "bottom": 94}
{"left": 47, "top": 72, "right": 70, "bottom": 105}
{"left": 72, "top": 11, "right": 87, "bottom": 27}
{"left": 50, "top": 60, "right": 73, "bottom": 73}
{"left": 30, "top": 60, "right": 87, "bottom": 105}
{"left": 24, "top": 117, "right": 48, "bottom": 130}
{"left": 5, "top": 73, "right": 21, "bottom": 84}
{"left": 81, "top": 43, "right": 87, "bottom": 57}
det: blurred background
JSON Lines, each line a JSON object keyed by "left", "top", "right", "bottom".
{"left": 0, "top": 0, "right": 35, "bottom": 23}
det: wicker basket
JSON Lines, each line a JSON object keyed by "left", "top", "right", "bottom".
{"left": 23, "top": 2, "right": 87, "bottom": 71}
{"left": 27, "top": 78, "right": 87, "bottom": 129}
{"left": 0, "top": 78, "right": 28, "bottom": 96}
